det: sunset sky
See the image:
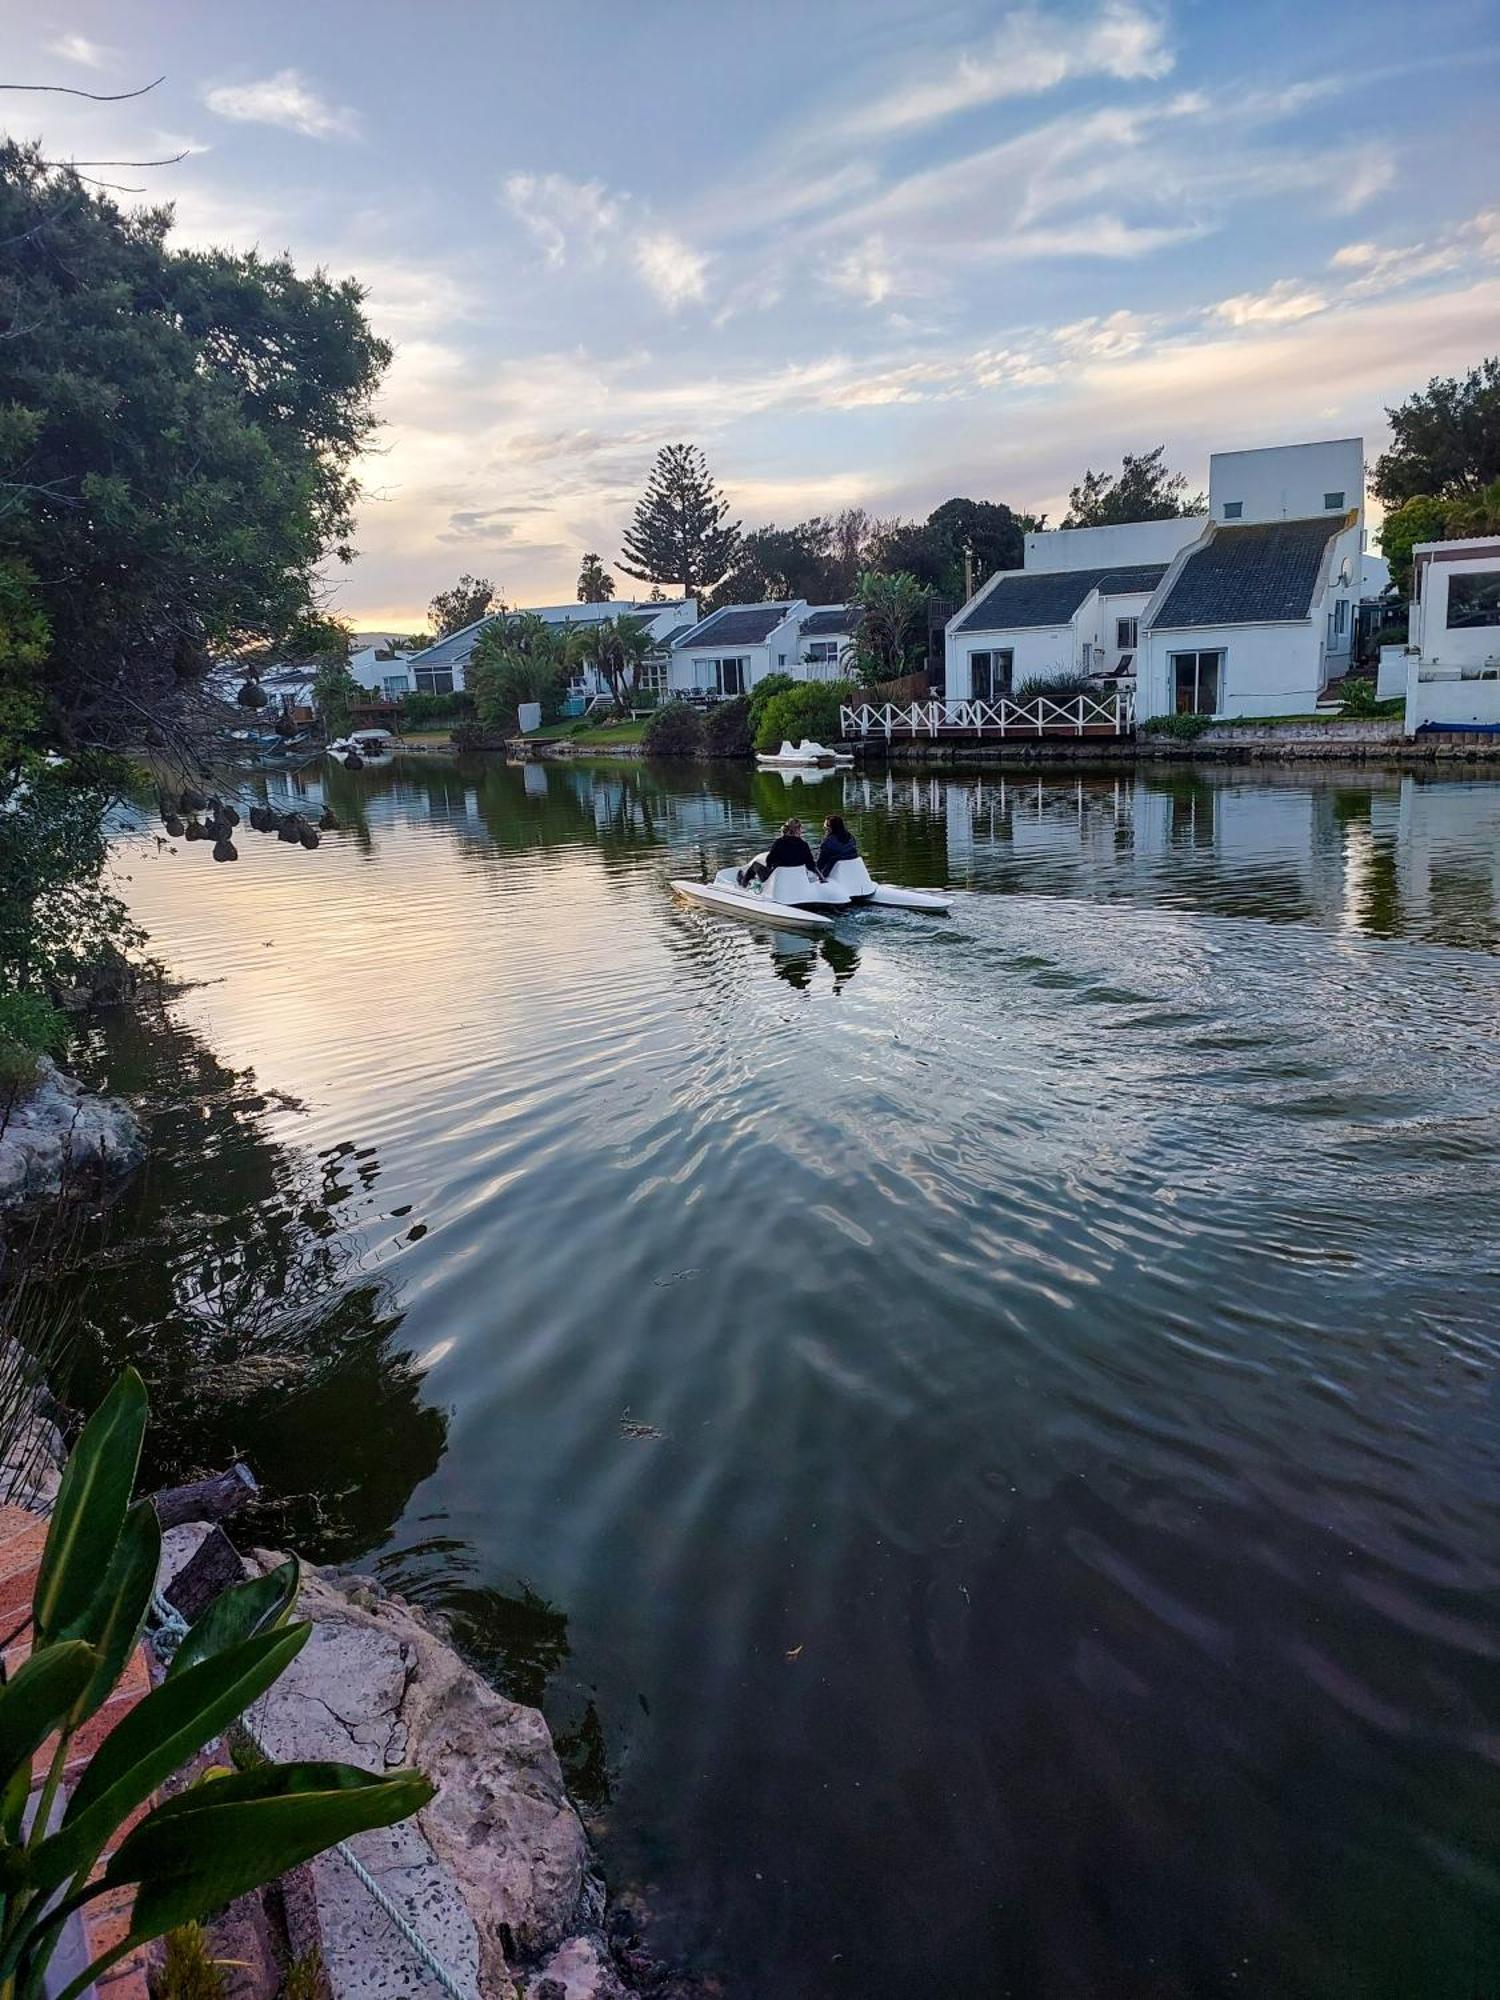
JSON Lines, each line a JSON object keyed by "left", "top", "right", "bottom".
{"left": 8, "top": 0, "right": 1500, "bottom": 627}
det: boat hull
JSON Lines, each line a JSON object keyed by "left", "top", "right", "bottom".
{"left": 670, "top": 881, "right": 833, "bottom": 932}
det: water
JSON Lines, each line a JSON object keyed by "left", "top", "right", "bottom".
{"left": 67, "top": 757, "right": 1500, "bottom": 1996}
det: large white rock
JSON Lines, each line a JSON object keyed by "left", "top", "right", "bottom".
{"left": 0, "top": 1059, "right": 142, "bottom": 1209}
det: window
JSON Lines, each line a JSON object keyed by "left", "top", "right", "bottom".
{"left": 415, "top": 667, "right": 454, "bottom": 695}
{"left": 805, "top": 640, "right": 840, "bottom": 663}
{"left": 1323, "top": 491, "right": 1345, "bottom": 510}
{"left": 708, "top": 656, "right": 747, "bottom": 695}
{"left": 1334, "top": 597, "right": 1348, "bottom": 634}
{"left": 1222, "top": 501, "right": 1243, "bottom": 520}
{"left": 1116, "top": 617, "right": 1138, "bottom": 650}
{"left": 777, "top": 653, "right": 787, "bottom": 666}
{"left": 1171, "top": 649, "right": 1222, "bottom": 715}
{"left": 1447, "top": 572, "right": 1500, "bottom": 629}
{"left": 970, "top": 648, "right": 1013, "bottom": 701}
{"left": 382, "top": 675, "right": 409, "bottom": 700}
{"left": 640, "top": 655, "right": 668, "bottom": 696}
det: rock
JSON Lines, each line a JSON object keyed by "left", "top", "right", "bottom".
{"left": 247, "top": 1557, "right": 592, "bottom": 1998}
{"left": 0, "top": 1059, "right": 143, "bottom": 1211}
{"left": 521, "top": 1937, "right": 630, "bottom": 2000}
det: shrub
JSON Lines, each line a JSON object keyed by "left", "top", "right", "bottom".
{"left": 0, "top": 1370, "right": 430, "bottom": 1996}
{"left": 1014, "top": 671, "right": 1095, "bottom": 702}
{"left": 399, "top": 691, "right": 474, "bottom": 729}
{"left": 753, "top": 680, "right": 856, "bottom": 754}
{"left": 642, "top": 701, "right": 704, "bottom": 757}
{"left": 746, "top": 673, "right": 797, "bottom": 726}
{"left": 0, "top": 989, "right": 65, "bottom": 1054}
{"left": 702, "top": 696, "right": 753, "bottom": 758}
{"left": 1340, "top": 676, "right": 1381, "bottom": 717}
{"left": 1143, "top": 712, "right": 1217, "bottom": 740}
{"left": 1371, "top": 621, "right": 1409, "bottom": 648}
{"left": 450, "top": 720, "right": 492, "bottom": 751}
{"left": 0, "top": 1039, "right": 41, "bottom": 1099}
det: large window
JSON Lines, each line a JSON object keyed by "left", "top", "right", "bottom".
{"left": 706, "top": 656, "right": 747, "bottom": 695}
{"left": 1447, "top": 572, "right": 1500, "bottom": 629}
{"left": 1116, "top": 617, "right": 1138, "bottom": 650}
{"left": 970, "top": 649, "right": 1013, "bottom": 701}
{"left": 415, "top": 667, "right": 454, "bottom": 695}
{"left": 805, "top": 640, "right": 840, "bottom": 663}
{"left": 1171, "top": 649, "right": 1222, "bottom": 715}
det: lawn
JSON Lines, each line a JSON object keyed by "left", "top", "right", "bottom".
{"left": 522, "top": 716, "right": 651, "bottom": 746}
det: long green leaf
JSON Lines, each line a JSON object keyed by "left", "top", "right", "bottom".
{"left": 103, "top": 1762, "right": 432, "bottom": 1947}
{"left": 165, "top": 1559, "right": 298, "bottom": 1683}
{"left": 34, "top": 1371, "right": 147, "bottom": 1646}
{"left": 64, "top": 1502, "right": 160, "bottom": 1726}
{"left": 25, "top": 1622, "right": 311, "bottom": 1897}
{"left": 0, "top": 1642, "right": 95, "bottom": 1782}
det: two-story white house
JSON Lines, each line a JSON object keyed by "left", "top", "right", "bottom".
{"left": 1401, "top": 536, "right": 1500, "bottom": 733}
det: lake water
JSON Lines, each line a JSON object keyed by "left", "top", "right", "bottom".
{"left": 73, "top": 756, "right": 1500, "bottom": 1997}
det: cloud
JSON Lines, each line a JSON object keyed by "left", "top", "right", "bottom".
{"left": 1213, "top": 279, "right": 1329, "bottom": 326}
{"left": 47, "top": 32, "right": 112, "bottom": 68}
{"left": 502, "top": 171, "right": 710, "bottom": 312}
{"left": 203, "top": 70, "right": 360, "bottom": 141}
{"left": 826, "top": 238, "right": 899, "bottom": 307}
{"left": 841, "top": 0, "right": 1173, "bottom": 139}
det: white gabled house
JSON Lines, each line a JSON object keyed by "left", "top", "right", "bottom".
{"left": 666, "top": 601, "right": 861, "bottom": 695}
{"left": 400, "top": 599, "right": 695, "bottom": 699}
{"left": 1400, "top": 536, "right": 1500, "bottom": 733}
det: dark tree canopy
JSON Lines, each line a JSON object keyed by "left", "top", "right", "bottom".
{"left": 0, "top": 140, "right": 390, "bottom": 759}
{"left": 428, "top": 574, "right": 495, "bottom": 636}
{"left": 1373, "top": 357, "right": 1500, "bottom": 507}
{"left": 619, "top": 444, "right": 740, "bottom": 599}
{"left": 576, "top": 553, "right": 615, "bottom": 602}
{"left": 1063, "top": 447, "right": 1202, "bottom": 529}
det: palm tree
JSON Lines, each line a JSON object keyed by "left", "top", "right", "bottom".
{"left": 577, "top": 553, "right": 615, "bottom": 603}
{"left": 589, "top": 615, "right": 652, "bottom": 712}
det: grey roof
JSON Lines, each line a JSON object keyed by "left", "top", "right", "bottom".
{"left": 799, "top": 605, "right": 856, "bottom": 636}
{"left": 405, "top": 600, "right": 686, "bottom": 671}
{"left": 648, "top": 623, "right": 695, "bottom": 653}
{"left": 679, "top": 604, "right": 792, "bottom": 648}
{"left": 1152, "top": 519, "right": 1341, "bottom": 629}
{"left": 955, "top": 563, "right": 1168, "bottom": 634}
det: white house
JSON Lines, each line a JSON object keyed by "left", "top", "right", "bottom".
{"left": 350, "top": 642, "right": 420, "bottom": 700}
{"left": 666, "top": 600, "right": 866, "bottom": 695}
{"left": 1400, "top": 536, "right": 1500, "bottom": 733}
{"left": 401, "top": 599, "right": 695, "bottom": 697}
{"left": 945, "top": 437, "right": 1367, "bottom": 722}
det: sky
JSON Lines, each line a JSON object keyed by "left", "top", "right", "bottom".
{"left": 6, "top": 0, "right": 1500, "bottom": 628}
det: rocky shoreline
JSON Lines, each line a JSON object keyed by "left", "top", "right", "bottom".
{"left": 0, "top": 1057, "right": 143, "bottom": 1211}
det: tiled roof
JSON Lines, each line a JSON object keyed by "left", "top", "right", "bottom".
{"left": 649, "top": 623, "right": 695, "bottom": 652}
{"left": 1152, "top": 519, "right": 1341, "bottom": 629}
{"left": 954, "top": 563, "right": 1167, "bottom": 634}
{"left": 799, "top": 605, "right": 856, "bottom": 636}
{"left": 679, "top": 604, "right": 792, "bottom": 647}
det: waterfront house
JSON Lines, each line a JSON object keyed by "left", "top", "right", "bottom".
{"left": 667, "top": 601, "right": 862, "bottom": 696}
{"left": 1400, "top": 536, "right": 1500, "bottom": 733}
{"left": 401, "top": 599, "right": 695, "bottom": 698}
{"left": 944, "top": 438, "right": 1366, "bottom": 723}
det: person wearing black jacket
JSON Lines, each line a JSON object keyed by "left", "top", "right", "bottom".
{"left": 816, "top": 814, "right": 858, "bottom": 876}
{"left": 739, "top": 818, "right": 820, "bottom": 887}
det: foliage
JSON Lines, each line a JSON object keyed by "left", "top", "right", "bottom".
{"left": 1370, "top": 621, "right": 1409, "bottom": 648}
{"left": 1063, "top": 446, "right": 1203, "bottom": 528}
{"left": 1143, "top": 711, "right": 1217, "bottom": 740}
{"left": 753, "top": 680, "right": 856, "bottom": 754}
{"left": 311, "top": 659, "right": 359, "bottom": 737}
{"left": 702, "top": 696, "right": 752, "bottom": 758}
{"left": 0, "top": 766, "right": 144, "bottom": 995}
{"left": 469, "top": 614, "right": 574, "bottom": 733}
{"left": 156, "top": 1923, "right": 228, "bottom": 2000}
{"left": 0, "top": 1369, "right": 429, "bottom": 2000}
{"left": 1014, "top": 671, "right": 1096, "bottom": 702}
{"left": 619, "top": 445, "right": 740, "bottom": 598}
{"left": 847, "top": 570, "right": 928, "bottom": 687}
{"left": 1340, "top": 676, "right": 1382, "bottom": 717}
{"left": 584, "top": 615, "right": 652, "bottom": 711}
{"left": 427, "top": 575, "right": 495, "bottom": 638}
{"left": 576, "top": 554, "right": 614, "bottom": 602}
{"left": 641, "top": 701, "right": 704, "bottom": 758}
{"left": 281, "top": 1949, "right": 326, "bottom": 2000}
{"left": 1379, "top": 482, "right": 1500, "bottom": 596}
{"left": 0, "top": 560, "right": 48, "bottom": 766}
{"left": 0, "top": 141, "right": 390, "bottom": 758}
{"left": 746, "top": 673, "right": 797, "bottom": 726}
{"left": 1373, "top": 357, "right": 1500, "bottom": 507}
{"left": 0, "top": 1041, "right": 40, "bottom": 1101}
{"left": 398, "top": 691, "right": 474, "bottom": 729}
{"left": 0, "top": 992, "right": 64, "bottom": 1056}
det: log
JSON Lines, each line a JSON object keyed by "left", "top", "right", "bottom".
{"left": 151, "top": 1461, "right": 258, "bottom": 1529}
{"left": 163, "top": 1525, "right": 247, "bottom": 1623}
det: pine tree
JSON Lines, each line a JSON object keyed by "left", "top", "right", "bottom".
{"left": 619, "top": 445, "right": 740, "bottom": 598}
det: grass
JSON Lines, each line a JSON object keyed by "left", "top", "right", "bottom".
{"left": 522, "top": 716, "right": 650, "bottom": 746}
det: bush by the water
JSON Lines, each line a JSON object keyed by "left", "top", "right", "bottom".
{"left": 0, "top": 988, "right": 62, "bottom": 1097}
{"left": 1143, "top": 711, "right": 1217, "bottom": 740}
{"left": 746, "top": 673, "right": 796, "bottom": 727}
{"left": 753, "top": 680, "right": 856, "bottom": 754}
{"left": 642, "top": 701, "right": 704, "bottom": 757}
{"left": 399, "top": 691, "right": 474, "bottom": 729}
{"left": 703, "top": 696, "right": 753, "bottom": 758}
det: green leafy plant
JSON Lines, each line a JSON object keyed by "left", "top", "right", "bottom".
{"left": 1143, "top": 712, "right": 1217, "bottom": 740}
{"left": 0, "top": 1370, "right": 430, "bottom": 2000}
{"left": 641, "top": 702, "right": 704, "bottom": 758}
{"left": 155, "top": 1922, "right": 228, "bottom": 2000}
{"left": 847, "top": 570, "right": 928, "bottom": 688}
{"left": 1340, "top": 676, "right": 1381, "bottom": 718}
{"left": 1014, "top": 671, "right": 1095, "bottom": 702}
{"left": 752, "top": 681, "right": 856, "bottom": 754}
{"left": 745, "top": 674, "right": 796, "bottom": 728}
{"left": 702, "top": 696, "right": 752, "bottom": 758}
{"left": 398, "top": 692, "right": 474, "bottom": 730}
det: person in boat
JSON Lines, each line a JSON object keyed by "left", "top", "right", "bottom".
{"left": 817, "top": 814, "right": 858, "bottom": 876}
{"left": 738, "top": 818, "right": 821, "bottom": 887}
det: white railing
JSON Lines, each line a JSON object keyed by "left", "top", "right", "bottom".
{"left": 840, "top": 688, "right": 1135, "bottom": 739}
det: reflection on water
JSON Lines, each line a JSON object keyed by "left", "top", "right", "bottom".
{"left": 82, "top": 755, "right": 1500, "bottom": 1997}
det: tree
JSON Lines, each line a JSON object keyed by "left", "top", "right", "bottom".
{"left": 313, "top": 658, "right": 360, "bottom": 736}
{"left": 847, "top": 570, "right": 929, "bottom": 688}
{"left": 586, "top": 614, "right": 653, "bottom": 710}
{"left": 1374, "top": 358, "right": 1500, "bottom": 507}
{"left": 1380, "top": 481, "right": 1500, "bottom": 596}
{"left": 428, "top": 574, "right": 495, "bottom": 637}
{"left": 619, "top": 444, "right": 740, "bottom": 598}
{"left": 576, "top": 553, "right": 615, "bottom": 602}
{"left": 1063, "top": 447, "right": 1202, "bottom": 528}
{"left": 468, "top": 612, "right": 575, "bottom": 732}
{"left": 925, "top": 498, "right": 1028, "bottom": 592}
{"left": 0, "top": 142, "right": 390, "bottom": 759}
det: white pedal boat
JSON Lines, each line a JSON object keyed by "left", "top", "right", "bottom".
{"left": 755, "top": 738, "right": 854, "bottom": 769}
{"left": 670, "top": 864, "right": 849, "bottom": 933}
{"left": 825, "top": 856, "right": 951, "bottom": 913}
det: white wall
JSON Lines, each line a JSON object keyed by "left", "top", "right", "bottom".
{"left": 1075, "top": 589, "right": 1155, "bottom": 675}
{"left": 1138, "top": 622, "right": 1324, "bottom": 721}
{"left": 947, "top": 626, "right": 1076, "bottom": 699}
{"left": 1409, "top": 549, "right": 1500, "bottom": 670}
{"left": 669, "top": 642, "right": 773, "bottom": 694}
{"left": 1208, "top": 437, "right": 1363, "bottom": 526}
{"left": 1022, "top": 516, "right": 1204, "bottom": 574}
